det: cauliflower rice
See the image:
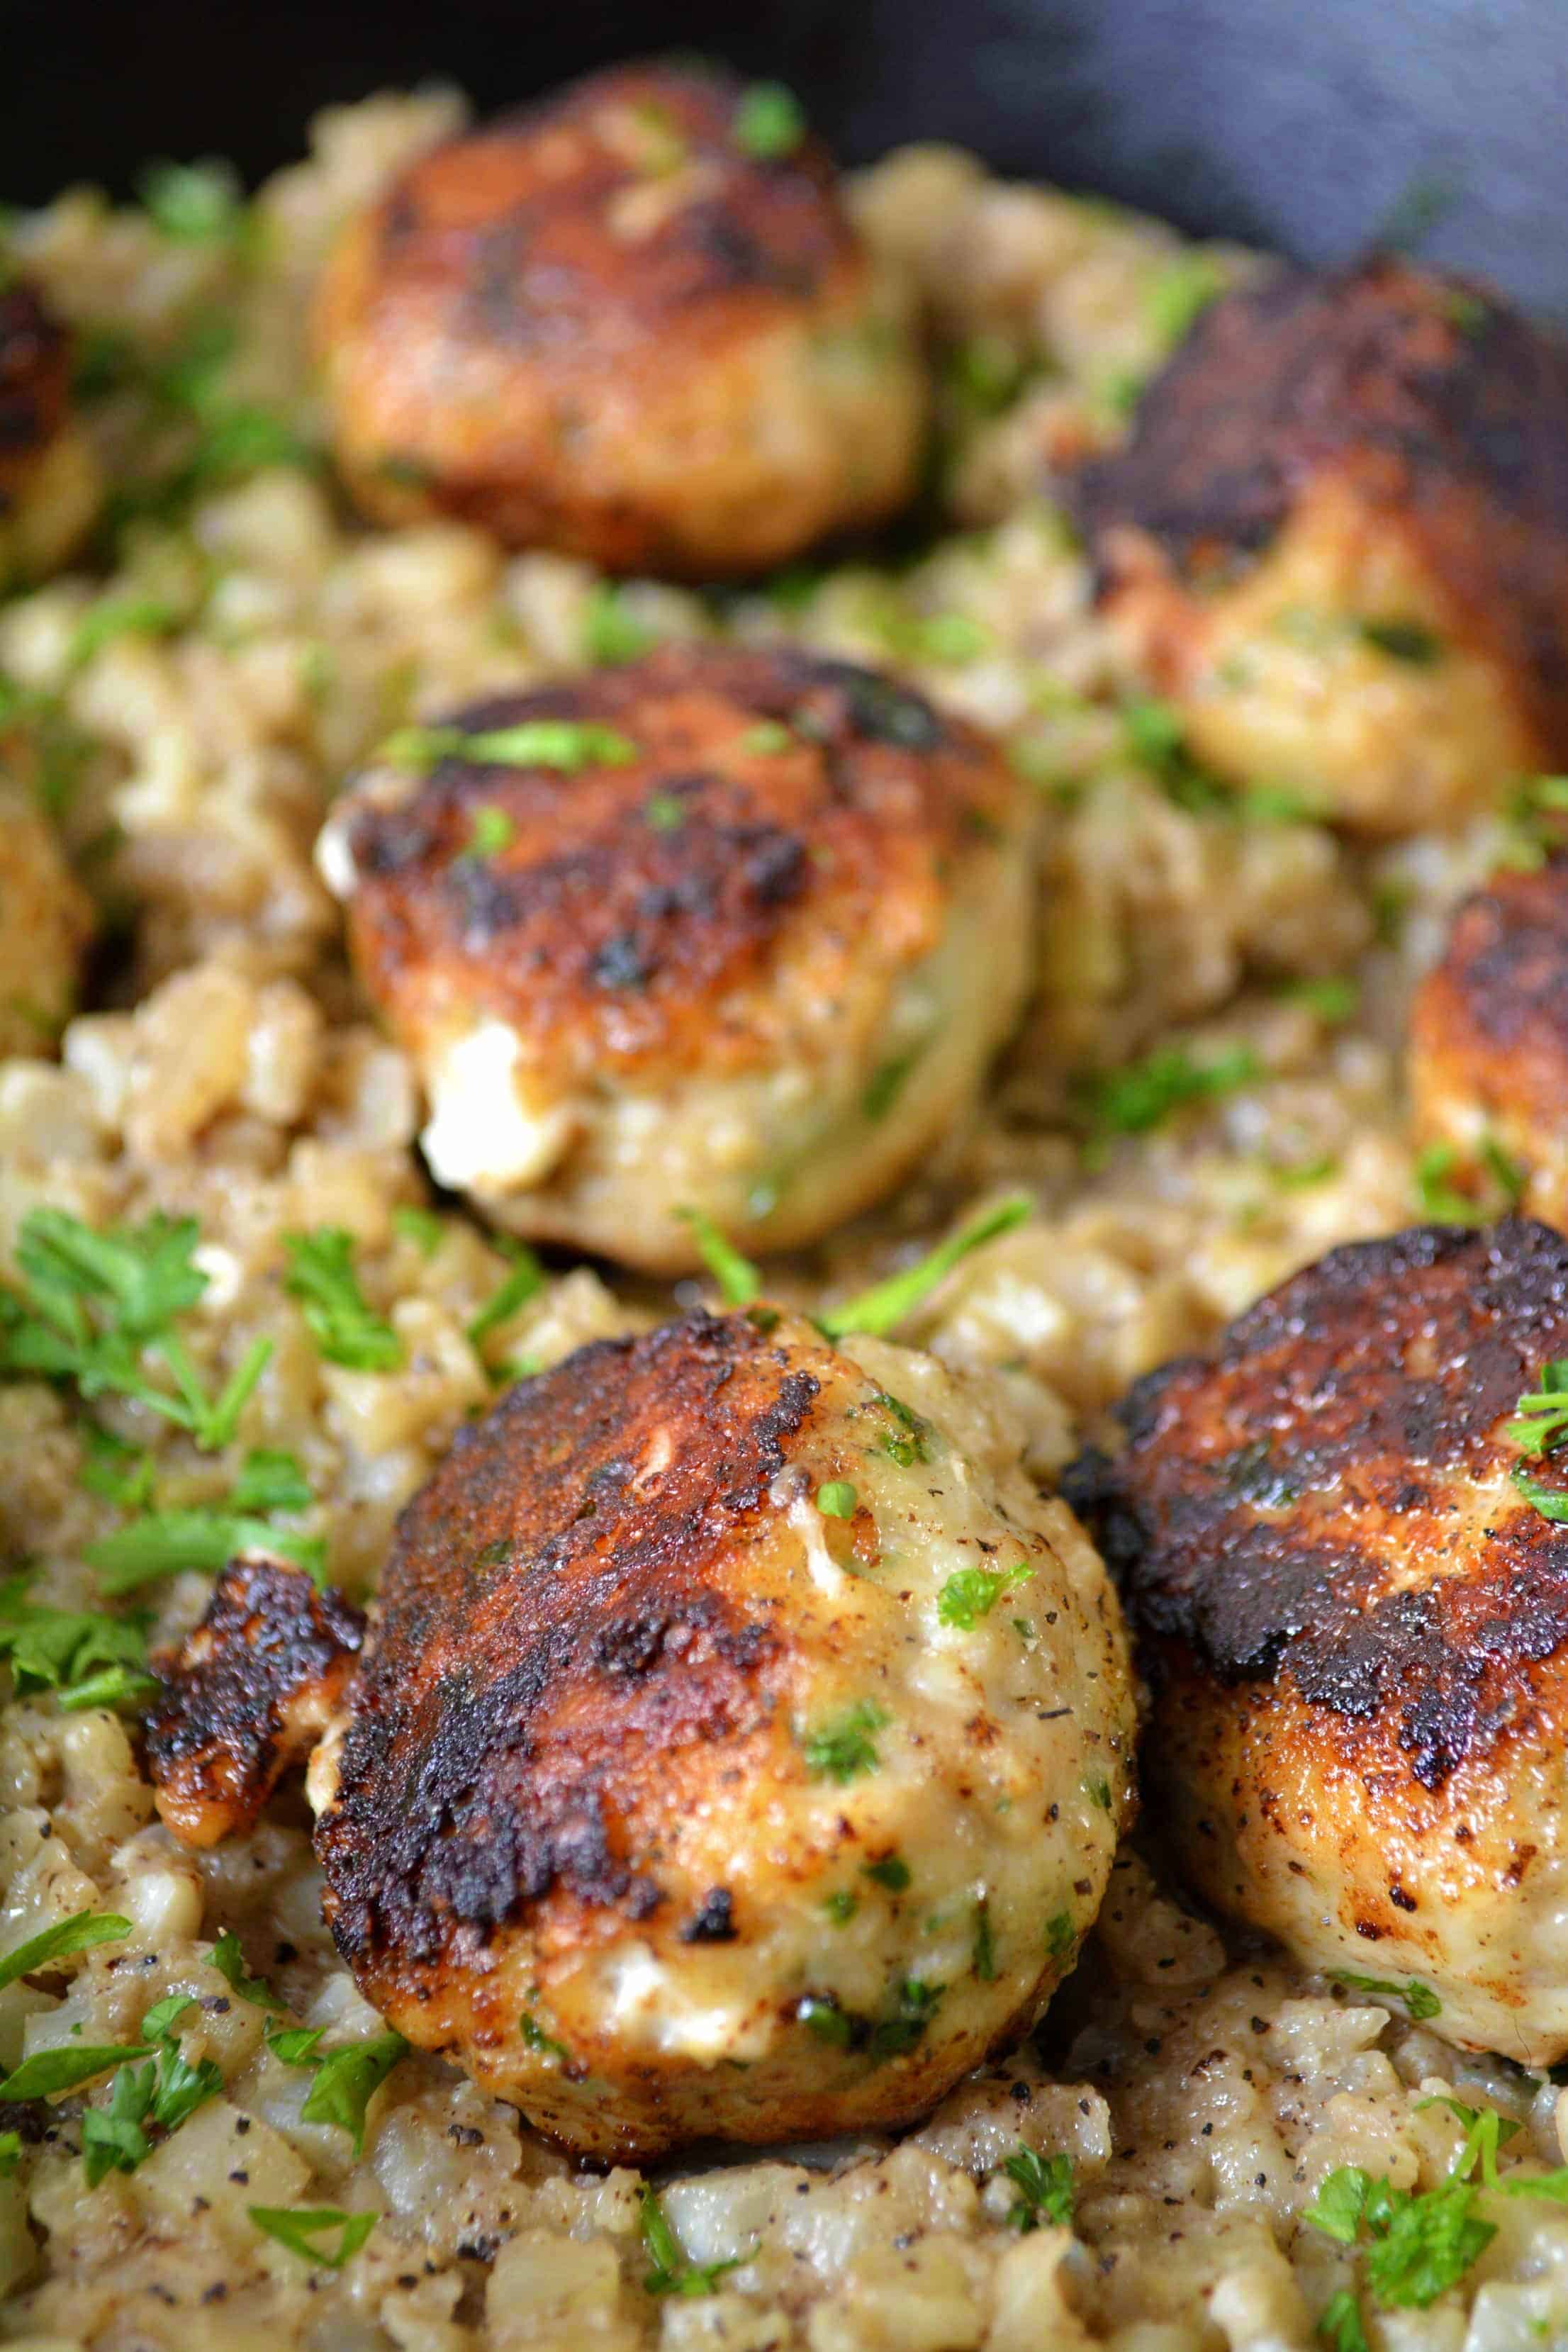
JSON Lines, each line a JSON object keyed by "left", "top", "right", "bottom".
{"left": 0, "top": 82, "right": 1556, "bottom": 2352}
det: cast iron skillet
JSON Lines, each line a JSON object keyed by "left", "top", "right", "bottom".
{"left": 0, "top": 0, "right": 1564, "bottom": 306}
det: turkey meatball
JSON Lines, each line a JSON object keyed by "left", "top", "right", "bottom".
{"left": 0, "top": 276, "right": 101, "bottom": 588}
{"left": 1067, "top": 258, "right": 1568, "bottom": 833}
{"left": 150, "top": 1307, "right": 1136, "bottom": 2159}
{"left": 0, "top": 777, "right": 93, "bottom": 1055}
{"left": 317, "top": 645, "right": 1034, "bottom": 1272}
{"left": 1067, "top": 1216, "right": 1568, "bottom": 2063}
{"left": 312, "top": 60, "right": 928, "bottom": 575}
{"left": 1410, "top": 853, "right": 1568, "bottom": 1228}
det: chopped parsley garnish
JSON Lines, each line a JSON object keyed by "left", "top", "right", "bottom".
{"left": 640, "top": 2185, "right": 745, "bottom": 2297}
{"left": 1002, "top": 2145, "right": 1075, "bottom": 2232}
{"left": 0, "top": 1581, "right": 152, "bottom": 1711}
{"left": 973, "top": 1899, "right": 998, "bottom": 1981}
{"left": 815, "top": 1480, "right": 857, "bottom": 1520}
{"left": 283, "top": 1228, "right": 403, "bottom": 1372}
{"left": 1506, "top": 1360, "right": 1568, "bottom": 1456}
{"left": 1316, "top": 2289, "right": 1370, "bottom": 2352}
{"left": 1075, "top": 1043, "right": 1260, "bottom": 1148}
{"left": 872, "top": 1391, "right": 929, "bottom": 1467}
{"left": 520, "top": 2010, "right": 568, "bottom": 2061}
{"left": 797, "top": 1993, "right": 852, "bottom": 2044}
{"left": 0, "top": 2042, "right": 153, "bottom": 2102}
{"left": 1359, "top": 619, "right": 1443, "bottom": 664}
{"left": 863, "top": 1856, "right": 910, "bottom": 1892}
{"left": 138, "top": 158, "right": 245, "bottom": 242}
{"left": 740, "top": 721, "right": 793, "bottom": 756}
{"left": 296, "top": 2029, "right": 408, "bottom": 2155}
{"left": 264, "top": 2022, "right": 325, "bottom": 2067}
{"left": 463, "top": 804, "right": 515, "bottom": 861}
{"left": 868, "top": 1976, "right": 942, "bottom": 2059}
{"left": 67, "top": 595, "right": 180, "bottom": 671}
{"left": 936, "top": 1561, "right": 1033, "bottom": 1630}
{"left": 1278, "top": 975, "right": 1360, "bottom": 1023}
{"left": 86, "top": 1501, "right": 323, "bottom": 1594}
{"left": 1144, "top": 253, "right": 1226, "bottom": 347}
{"left": 0, "top": 2132, "right": 19, "bottom": 2179}
{"left": 644, "top": 791, "right": 686, "bottom": 832}
{"left": 732, "top": 82, "right": 806, "bottom": 161}
{"left": 1304, "top": 2165, "right": 1494, "bottom": 2309}
{"left": 822, "top": 1890, "right": 858, "bottom": 1925}
{"left": 582, "top": 581, "right": 657, "bottom": 665}
{"left": 466, "top": 1240, "right": 544, "bottom": 1362}
{"left": 210, "top": 1929, "right": 285, "bottom": 2012}
{"left": 817, "top": 1194, "right": 1031, "bottom": 1340}
{"left": 676, "top": 1208, "right": 761, "bottom": 1307}
{"left": 80, "top": 1996, "right": 223, "bottom": 2185}
{"left": 1045, "top": 1910, "right": 1074, "bottom": 1961}
{"left": 1496, "top": 773, "right": 1568, "bottom": 871}
{"left": 1085, "top": 1774, "right": 1113, "bottom": 1812}
{"left": 800, "top": 1700, "right": 889, "bottom": 1784}
{"left": 392, "top": 1205, "right": 444, "bottom": 1258}
{"left": 862, "top": 1050, "right": 920, "bottom": 1122}
{"left": 0, "top": 1908, "right": 128, "bottom": 1991}
{"left": 229, "top": 1447, "right": 310, "bottom": 1515}
{"left": 249, "top": 2206, "right": 376, "bottom": 2270}
{"left": 1513, "top": 1464, "right": 1568, "bottom": 1523}
{"left": 382, "top": 721, "right": 639, "bottom": 774}
{"left": 1413, "top": 1136, "right": 1523, "bottom": 1224}
{"left": 0, "top": 1208, "right": 271, "bottom": 1448}
{"left": 944, "top": 334, "right": 1028, "bottom": 417}
{"left": 1328, "top": 1970, "right": 1440, "bottom": 2020}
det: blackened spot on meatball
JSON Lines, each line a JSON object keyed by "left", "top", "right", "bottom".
{"left": 680, "top": 1887, "right": 738, "bottom": 1942}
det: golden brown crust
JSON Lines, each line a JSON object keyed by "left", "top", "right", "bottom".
{"left": 313, "top": 60, "right": 921, "bottom": 570}
{"left": 0, "top": 280, "right": 70, "bottom": 515}
{"left": 339, "top": 643, "right": 1014, "bottom": 1087}
{"left": 145, "top": 1558, "right": 365, "bottom": 1849}
{"left": 1411, "top": 854, "right": 1568, "bottom": 1161}
{"left": 313, "top": 1308, "right": 819, "bottom": 1998}
{"left": 1065, "top": 1217, "right": 1568, "bottom": 1791}
{"left": 1067, "top": 257, "right": 1568, "bottom": 761}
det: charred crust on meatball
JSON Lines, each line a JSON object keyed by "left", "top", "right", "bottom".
{"left": 339, "top": 644, "right": 1009, "bottom": 1082}
{"left": 0, "top": 280, "right": 71, "bottom": 514}
{"left": 1066, "top": 257, "right": 1568, "bottom": 748}
{"left": 1411, "top": 852, "right": 1568, "bottom": 1132}
{"left": 145, "top": 1557, "right": 366, "bottom": 1846}
{"left": 1065, "top": 1218, "right": 1568, "bottom": 1789}
{"left": 313, "top": 1309, "right": 823, "bottom": 1983}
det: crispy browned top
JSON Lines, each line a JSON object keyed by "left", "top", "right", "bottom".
{"left": 0, "top": 279, "right": 69, "bottom": 513}
{"left": 1064, "top": 1218, "right": 1568, "bottom": 1789}
{"left": 1412, "top": 853, "right": 1568, "bottom": 1133}
{"left": 327, "top": 60, "right": 860, "bottom": 382}
{"left": 1066, "top": 257, "right": 1568, "bottom": 752}
{"left": 341, "top": 643, "right": 1013, "bottom": 1082}
{"left": 145, "top": 1557, "right": 365, "bottom": 1847}
{"left": 314, "top": 1309, "right": 826, "bottom": 1982}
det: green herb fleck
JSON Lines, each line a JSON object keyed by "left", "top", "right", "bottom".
{"left": 466, "top": 1241, "right": 544, "bottom": 1361}
{"left": 817, "top": 1194, "right": 1031, "bottom": 1340}
{"left": 1413, "top": 1136, "right": 1522, "bottom": 1225}
{"left": 383, "top": 721, "right": 639, "bottom": 774}
{"left": 816, "top": 1480, "right": 857, "bottom": 1520}
{"left": 937, "top": 1561, "right": 1033, "bottom": 1630}
{"left": 392, "top": 1205, "right": 444, "bottom": 1258}
{"left": 1076, "top": 1043, "right": 1260, "bottom": 1148}
{"left": 1002, "top": 2145, "right": 1075, "bottom": 2231}
{"left": 463, "top": 804, "right": 515, "bottom": 861}
{"left": 1316, "top": 2288, "right": 1370, "bottom": 2352}
{"left": 863, "top": 1856, "right": 910, "bottom": 1892}
{"left": 643, "top": 790, "right": 686, "bottom": 833}
{"left": 822, "top": 1890, "right": 858, "bottom": 1925}
{"left": 520, "top": 2010, "right": 569, "bottom": 2061}
{"left": 0, "top": 1909, "right": 128, "bottom": 1993}
{"left": 138, "top": 158, "right": 245, "bottom": 242}
{"left": 741, "top": 721, "right": 793, "bottom": 755}
{"left": 0, "top": 1579, "right": 151, "bottom": 1710}
{"left": 801, "top": 1700, "right": 889, "bottom": 1785}
{"left": 1144, "top": 254, "right": 1226, "bottom": 347}
{"left": 862, "top": 1049, "right": 920, "bottom": 1121}
{"left": 1045, "top": 1911, "right": 1074, "bottom": 1961}
{"left": 1328, "top": 1970, "right": 1440, "bottom": 2020}
{"left": 973, "top": 1899, "right": 998, "bottom": 1981}
{"left": 1360, "top": 619, "right": 1443, "bottom": 664}
{"left": 797, "top": 1993, "right": 852, "bottom": 2044}
{"left": 868, "top": 1976, "right": 941, "bottom": 2060}
{"left": 283, "top": 1228, "right": 402, "bottom": 1372}
{"left": 296, "top": 2030, "right": 407, "bottom": 2155}
{"left": 640, "top": 2185, "right": 745, "bottom": 2296}
{"left": 732, "top": 82, "right": 806, "bottom": 161}
{"left": 249, "top": 2207, "right": 376, "bottom": 2269}
{"left": 583, "top": 581, "right": 657, "bottom": 665}
{"left": 871, "top": 1391, "right": 930, "bottom": 1467}
{"left": 676, "top": 1208, "right": 761, "bottom": 1306}
{"left": 210, "top": 1929, "right": 285, "bottom": 2012}
{"left": 1277, "top": 975, "right": 1359, "bottom": 1023}
{"left": 0, "top": 2042, "right": 152, "bottom": 2102}
{"left": 67, "top": 596, "right": 179, "bottom": 671}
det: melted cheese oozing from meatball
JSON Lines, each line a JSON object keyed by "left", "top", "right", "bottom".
{"left": 317, "top": 645, "right": 1035, "bottom": 1272}
{"left": 151, "top": 1308, "right": 1136, "bottom": 2160}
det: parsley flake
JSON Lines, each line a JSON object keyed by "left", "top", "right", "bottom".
{"left": 817, "top": 1194, "right": 1031, "bottom": 1340}
{"left": 800, "top": 1700, "right": 889, "bottom": 1784}
{"left": 463, "top": 804, "right": 515, "bottom": 861}
{"left": 640, "top": 2185, "right": 746, "bottom": 2296}
{"left": 815, "top": 1480, "right": 857, "bottom": 1519}
{"left": 1075, "top": 1044, "right": 1260, "bottom": 1148}
{"left": 210, "top": 1929, "right": 285, "bottom": 2012}
{"left": 382, "top": 721, "right": 638, "bottom": 774}
{"left": 1002, "top": 2145, "right": 1075, "bottom": 2231}
{"left": 937, "top": 1561, "right": 1033, "bottom": 1630}
{"left": 676, "top": 1208, "right": 761, "bottom": 1307}
{"left": 0, "top": 1909, "right": 128, "bottom": 1991}
{"left": 1328, "top": 1970, "right": 1441, "bottom": 2020}
{"left": 732, "top": 82, "right": 806, "bottom": 161}
{"left": 250, "top": 2206, "right": 376, "bottom": 2269}
{"left": 298, "top": 2030, "right": 408, "bottom": 2155}
{"left": 1316, "top": 2288, "right": 1370, "bottom": 2352}
{"left": 582, "top": 582, "right": 657, "bottom": 665}
{"left": 283, "top": 1228, "right": 402, "bottom": 1372}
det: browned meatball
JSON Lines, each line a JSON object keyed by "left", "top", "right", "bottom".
{"left": 0, "top": 276, "right": 101, "bottom": 586}
{"left": 1409, "top": 853, "right": 1568, "bottom": 1228}
{"left": 312, "top": 60, "right": 928, "bottom": 574}
{"left": 1067, "top": 1217, "right": 1568, "bottom": 2062}
{"left": 1067, "top": 258, "right": 1568, "bottom": 832}
{"left": 316, "top": 644, "right": 1034, "bottom": 1270}
{"left": 149, "top": 1308, "right": 1135, "bottom": 2160}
